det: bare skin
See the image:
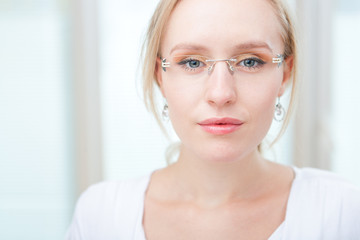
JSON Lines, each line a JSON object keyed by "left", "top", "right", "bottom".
{"left": 143, "top": 160, "right": 294, "bottom": 240}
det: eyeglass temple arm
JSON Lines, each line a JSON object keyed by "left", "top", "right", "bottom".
{"left": 161, "top": 58, "right": 170, "bottom": 72}
{"left": 272, "top": 54, "right": 285, "bottom": 67}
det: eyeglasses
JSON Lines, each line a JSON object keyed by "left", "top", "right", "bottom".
{"left": 160, "top": 53, "right": 284, "bottom": 78}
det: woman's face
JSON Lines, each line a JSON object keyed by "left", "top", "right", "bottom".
{"left": 157, "top": 0, "right": 292, "bottom": 162}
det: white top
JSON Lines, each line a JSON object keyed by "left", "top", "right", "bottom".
{"left": 65, "top": 167, "right": 360, "bottom": 240}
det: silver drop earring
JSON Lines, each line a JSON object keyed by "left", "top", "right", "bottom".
{"left": 274, "top": 97, "right": 286, "bottom": 122}
{"left": 162, "top": 103, "right": 169, "bottom": 121}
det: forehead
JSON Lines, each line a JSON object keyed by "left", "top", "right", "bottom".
{"left": 161, "top": 0, "right": 284, "bottom": 56}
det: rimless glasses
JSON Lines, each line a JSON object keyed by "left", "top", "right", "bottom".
{"left": 161, "top": 53, "right": 284, "bottom": 78}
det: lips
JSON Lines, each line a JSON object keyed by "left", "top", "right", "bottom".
{"left": 198, "top": 118, "right": 243, "bottom": 135}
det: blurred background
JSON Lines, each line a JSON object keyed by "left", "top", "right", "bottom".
{"left": 0, "top": 0, "right": 359, "bottom": 239}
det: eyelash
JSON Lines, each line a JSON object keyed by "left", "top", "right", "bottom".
{"left": 178, "top": 58, "right": 205, "bottom": 72}
{"left": 237, "top": 57, "right": 266, "bottom": 70}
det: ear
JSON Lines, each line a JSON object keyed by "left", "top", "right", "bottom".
{"left": 156, "top": 57, "right": 166, "bottom": 98}
{"left": 278, "top": 55, "right": 294, "bottom": 97}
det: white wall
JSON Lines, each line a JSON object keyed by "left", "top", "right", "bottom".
{"left": 331, "top": 0, "right": 360, "bottom": 186}
{"left": 99, "top": 0, "right": 170, "bottom": 180}
{"left": 0, "top": 1, "right": 73, "bottom": 239}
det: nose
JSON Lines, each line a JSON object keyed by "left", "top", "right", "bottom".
{"left": 205, "top": 61, "right": 237, "bottom": 107}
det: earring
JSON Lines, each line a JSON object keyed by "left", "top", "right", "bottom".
{"left": 162, "top": 103, "right": 169, "bottom": 121}
{"left": 274, "top": 97, "right": 286, "bottom": 122}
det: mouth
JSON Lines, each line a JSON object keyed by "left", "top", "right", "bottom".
{"left": 198, "top": 118, "right": 243, "bottom": 135}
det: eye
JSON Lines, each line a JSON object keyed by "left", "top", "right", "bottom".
{"left": 175, "top": 56, "right": 207, "bottom": 73}
{"left": 179, "top": 59, "right": 204, "bottom": 69}
{"left": 243, "top": 59, "right": 257, "bottom": 67}
{"left": 188, "top": 60, "right": 201, "bottom": 68}
{"left": 239, "top": 58, "right": 265, "bottom": 68}
{"left": 232, "top": 55, "right": 267, "bottom": 73}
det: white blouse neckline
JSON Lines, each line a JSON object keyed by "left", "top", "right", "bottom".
{"left": 136, "top": 166, "right": 300, "bottom": 240}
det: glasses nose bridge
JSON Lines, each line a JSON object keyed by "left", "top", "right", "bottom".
{"left": 206, "top": 58, "right": 236, "bottom": 75}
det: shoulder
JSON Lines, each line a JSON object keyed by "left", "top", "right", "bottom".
{"left": 292, "top": 167, "right": 360, "bottom": 207}
{"left": 65, "top": 173, "right": 152, "bottom": 240}
{"left": 285, "top": 167, "right": 360, "bottom": 239}
{"left": 77, "top": 173, "right": 151, "bottom": 217}
{"left": 294, "top": 167, "right": 360, "bottom": 197}
{"left": 78, "top": 174, "right": 151, "bottom": 207}
{"left": 297, "top": 167, "right": 353, "bottom": 182}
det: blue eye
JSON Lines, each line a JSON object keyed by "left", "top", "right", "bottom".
{"left": 177, "top": 58, "right": 206, "bottom": 72}
{"left": 188, "top": 60, "right": 201, "bottom": 68}
{"left": 244, "top": 59, "right": 256, "bottom": 67}
{"left": 179, "top": 59, "right": 204, "bottom": 69}
{"left": 240, "top": 58, "right": 265, "bottom": 68}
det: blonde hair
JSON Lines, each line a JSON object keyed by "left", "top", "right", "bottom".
{"left": 141, "top": 0, "right": 298, "bottom": 147}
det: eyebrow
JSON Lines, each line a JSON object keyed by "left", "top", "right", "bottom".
{"left": 170, "top": 43, "right": 208, "bottom": 55}
{"left": 234, "top": 42, "right": 273, "bottom": 52}
{"left": 169, "top": 41, "right": 274, "bottom": 55}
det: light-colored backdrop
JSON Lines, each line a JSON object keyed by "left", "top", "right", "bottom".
{"left": 0, "top": 0, "right": 359, "bottom": 239}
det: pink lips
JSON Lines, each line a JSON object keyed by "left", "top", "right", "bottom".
{"left": 198, "top": 118, "right": 243, "bottom": 135}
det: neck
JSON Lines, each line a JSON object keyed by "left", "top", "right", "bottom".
{"left": 167, "top": 148, "right": 273, "bottom": 208}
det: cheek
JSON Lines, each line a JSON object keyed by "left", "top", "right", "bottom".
{"left": 240, "top": 76, "right": 282, "bottom": 121}
{"left": 235, "top": 79, "right": 280, "bottom": 147}
{"left": 163, "top": 78, "right": 201, "bottom": 115}
{"left": 166, "top": 89, "right": 197, "bottom": 140}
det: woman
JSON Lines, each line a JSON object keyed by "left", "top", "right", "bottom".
{"left": 66, "top": 0, "right": 360, "bottom": 239}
